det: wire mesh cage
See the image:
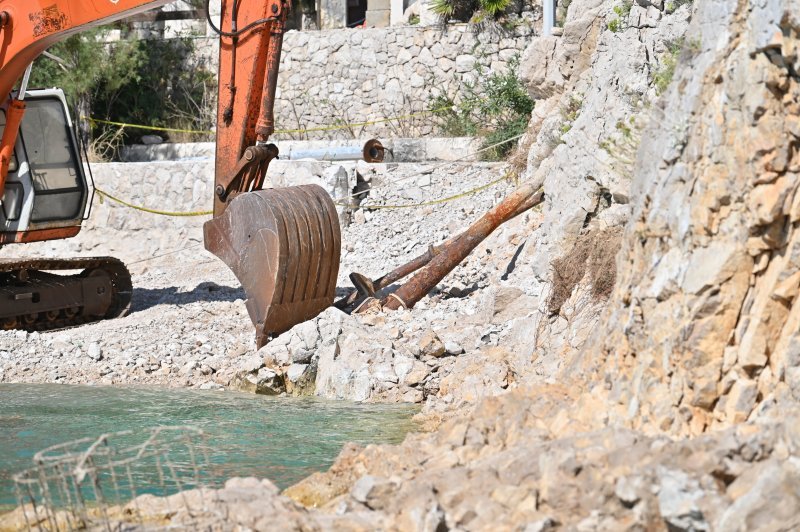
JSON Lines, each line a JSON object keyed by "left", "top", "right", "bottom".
{"left": 11, "top": 426, "right": 223, "bottom": 531}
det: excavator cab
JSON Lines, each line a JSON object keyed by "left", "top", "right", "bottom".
{"left": 0, "top": 90, "right": 132, "bottom": 332}
{"left": 0, "top": 89, "right": 89, "bottom": 242}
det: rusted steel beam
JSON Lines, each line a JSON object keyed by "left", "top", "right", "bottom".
{"left": 339, "top": 182, "right": 542, "bottom": 311}
{"left": 377, "top": 184, "right": 544, "bottom": 311}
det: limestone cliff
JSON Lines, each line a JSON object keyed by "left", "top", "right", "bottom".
{"left": 570, "top": 0, "right": 800, "bottom": 437}
{"left": 271, "top": 0, "right": 800, "bottom": 527}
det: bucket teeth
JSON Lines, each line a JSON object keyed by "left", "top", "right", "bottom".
{"left": 203, "top": 184, "right": 341, "bottom": 348}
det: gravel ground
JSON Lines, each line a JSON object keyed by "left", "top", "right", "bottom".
{"left": 0, "top": 161, "right": 526, "bottom": 395}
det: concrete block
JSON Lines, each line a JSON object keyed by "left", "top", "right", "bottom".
{"left": 366, "top": 10, "right": 392, "bottom": 27}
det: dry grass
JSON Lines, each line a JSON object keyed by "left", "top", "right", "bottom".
{"left": 548, "top": 227, "right": 623, "bottom": 315}
{"left": 87, "top": 126, "right": 126, "bottom": 162}
{"left": 508, "top": 131, "right": 534, "bottom": 176}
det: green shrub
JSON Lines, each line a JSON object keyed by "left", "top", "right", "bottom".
{"left": 479, "top": 0, "right": 513, "bottom": 17}
{"left": 92, "top": 37, "right": 216, "bottom": 144}
{"left": 606, "top": 0, "right": 631, "bottom": 33}
{"left": 613, "top": 0, "right": 632, "bottom": 18}
{"left": 431, "top": 56, "right": 534, "bottom": 160}
{"left": 653, "top": 41, "right": 682, "bottom": 95}
{"left": 666, "top": 0, "right": 692, "bottom": 12}
{"left": 430, "top": 94, "right": 479, "bottom": 137}
{"left": 429, "top": 0, "right": 513, "bottom": 22}
{"left": 429, "top": 0, "right": 458, "bottom": 18}
{"left": 554, "top": 94, "right": 583, "bottom": 144}
{"left": 29, "top": 28, "right": 143, "bottom": 126}
{"left": 615, "top": 119, "right": 632, "bottom": 139}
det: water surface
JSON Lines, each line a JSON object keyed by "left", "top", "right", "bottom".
{"left": 0, "top": 384, "right": 417, "bottom": 509}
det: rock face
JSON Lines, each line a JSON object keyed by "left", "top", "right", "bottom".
{"left": 508, "top": 0, "right": 693, "bottom": 383}
{"left": 573, "top": 0, "right": 800, "bottom": 437}
{"left": 265, "top": 0, "right": 800, "bottom": 527}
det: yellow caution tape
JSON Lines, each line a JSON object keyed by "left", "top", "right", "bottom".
{"left": 82, "top": 106, "right": 452, "bottom": 137}
{"left": 339, "top": 174, "right": 512, "bottom": 210}
{"left": 84, "top": 117, "right": 215, "bottom": 135}
{"left": 94, "top": 173, "right": 511, "bottom": 218}
{"left": 95, "top": 188, "right": 213, "bottom": 217}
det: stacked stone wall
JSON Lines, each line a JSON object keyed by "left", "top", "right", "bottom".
{"left": 275, "top": 24, "right": 535, "bottom": 140}
{"left": 191, "top": 23, "right": 536, "bottom": 141}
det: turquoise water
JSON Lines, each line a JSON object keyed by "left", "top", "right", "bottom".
{"left": 0, "top": 384, "right": 417, "bottom": 509}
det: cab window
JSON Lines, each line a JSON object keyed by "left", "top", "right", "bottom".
{"left": 19, "top": 98, "right": 85, "bottom": 222}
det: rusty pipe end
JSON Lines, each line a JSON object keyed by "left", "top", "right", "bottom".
{"left": 363, "top": 139, "right": 385, "bottom": 163}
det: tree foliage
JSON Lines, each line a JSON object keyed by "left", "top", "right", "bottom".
{"left": 93, "top": 37, "right": 216, "bottom": 142}
{"left": 29, "top": 28, "right": 143, "bottom": 116}
{"left": 30, "top": 28, "right": 217, "bottom": 156}
{"left": 429, "top": 0, "right": 513, "bottom": 22}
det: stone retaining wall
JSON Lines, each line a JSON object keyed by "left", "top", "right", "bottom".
{"left": 13, "top": 161, "right": 354, "bottom": 267}
{"left": 119, "top": 137, "right": 481, "bottom": 162}
{"left": 275, "top": 24, "right": 535, "bottom": 140}
{"left": 192, "top": 23, "right": 537, "bottom": 141}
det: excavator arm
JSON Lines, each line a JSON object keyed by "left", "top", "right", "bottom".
{"left": 0, "top": 0, "right": 341, "bottom": 347}
{"left": 206, "top": 0, "right": 341, "bottom": 347}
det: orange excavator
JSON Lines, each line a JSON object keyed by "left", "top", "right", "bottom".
{"left": 0, "top": 0, "right": 340, "bottom": 348}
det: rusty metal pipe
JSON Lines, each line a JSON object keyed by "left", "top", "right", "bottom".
{"left": 335, "top": 243, "right": 441, "bottom": 309}
{"left": 343, "top": 181, "right": 543, "bottom": 312}
{"left": 379, "top": 184, "right": 544, "bottom": 311}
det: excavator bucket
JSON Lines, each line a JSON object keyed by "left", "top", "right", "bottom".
{"left": 203, "top": 185, "right": 341, "bottom": 348}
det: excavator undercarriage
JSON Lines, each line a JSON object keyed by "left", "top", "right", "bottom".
{"left": 0, "top": 257, "right": 131, "bottom": 332}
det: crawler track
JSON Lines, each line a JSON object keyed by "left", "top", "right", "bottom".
{"left": 0, "top": 257, "right": 132, "bottom": 332}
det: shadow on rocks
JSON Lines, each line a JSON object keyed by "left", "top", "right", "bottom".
{"left": 130, "top": 282, "right": 245, "bottom": 313}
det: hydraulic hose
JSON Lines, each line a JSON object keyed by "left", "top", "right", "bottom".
{"left": 205, "top": 0, "right": 277, "bottom": 37}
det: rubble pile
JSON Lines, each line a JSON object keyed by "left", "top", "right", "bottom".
{"left": 0, "top": 162, "right": 533, "bottom": 410}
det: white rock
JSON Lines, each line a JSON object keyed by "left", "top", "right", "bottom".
{"left": 87, "top": 343, "right": 103, "bottom": 361}
{"left": 240, "top": 354, "right": 264, "bottom": 374}
{"left": 444, "top": 342, "right": 464, "bottom": 355}
{"left": 286, "top": 363, "right": 308, "bottom": 383}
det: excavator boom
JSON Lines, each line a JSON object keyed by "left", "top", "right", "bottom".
{"left": 0, "top": 0, "right": 341, "bottom": 346}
